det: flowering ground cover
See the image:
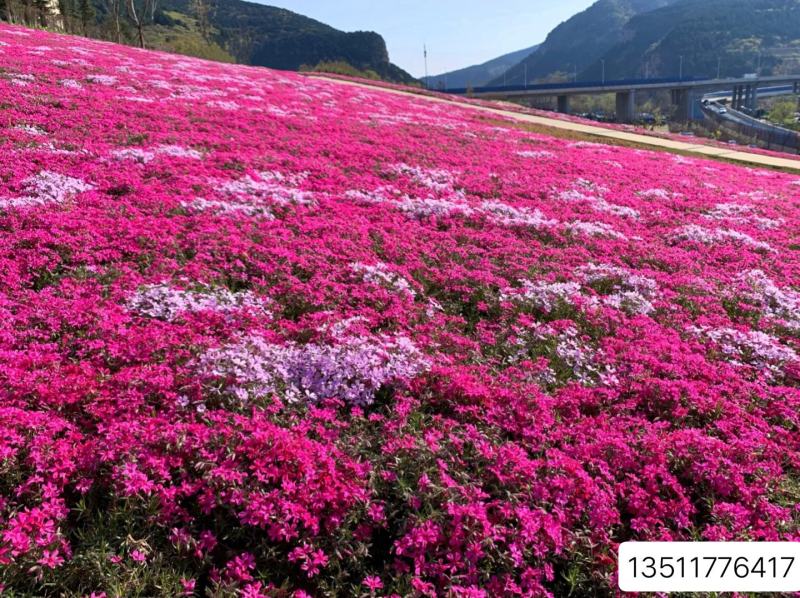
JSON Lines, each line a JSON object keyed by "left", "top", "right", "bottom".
{"left": 2, "top": 23, "right": 800, "bottom": 597}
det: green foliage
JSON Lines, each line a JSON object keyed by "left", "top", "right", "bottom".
{"left": 0, "top": 494, "right": 195, "bottom": 597}
{"left": 154, "top": 0, "right": 416, "bottom": 84}
{"left": 496, "top": 0, "right": 800, "bottom": 85}
{"left": 300, "top": 60, "right": 382, "bottom": 81}
{"left": 591, "top": 0, "right": 800, "bottom": 79}
{"left": 0, "top": 0, "right": 415, "bottom": 84}
{"left": 767, "top": 98, "right": 800, "bottom": 129}
{"left": 143, "top": 10, "right": 235, "bottom": 62}
{"left": 78, "top": 0, "right": 94, "bottom": 30}
{"left": 492, "top": 0, "right": 679, "bottom": 86}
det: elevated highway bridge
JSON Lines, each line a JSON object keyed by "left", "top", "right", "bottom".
{"left": 441, "top": 76, "right": 800, "bottom": 123}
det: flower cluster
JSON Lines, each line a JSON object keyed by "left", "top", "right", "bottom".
{"left": 127, "top": 283, "right": 271, "bottom": 321}
{"left": 197, "top": 333, "right": 427, "bottom": 406}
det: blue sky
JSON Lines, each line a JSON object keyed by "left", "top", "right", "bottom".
{"left": 260, "top": 1, "right": 596, "bottom": 77}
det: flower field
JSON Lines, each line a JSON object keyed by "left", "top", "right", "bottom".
{"left": 2, "top": 23, "right": 800, "bottom": 597}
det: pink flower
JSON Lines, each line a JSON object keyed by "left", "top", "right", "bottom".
{"left": 181, "top": 578, "right": 196, "bottom": 596}
{"left": 225, "top": 552, "right": 256, "bottom": 582}
{"left": 363, "top": 575, "right": 383, "bottom": 591}
{"left": 38, "top": 549, "right": 64, "bottom": 568}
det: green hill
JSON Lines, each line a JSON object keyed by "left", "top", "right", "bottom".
{"left": 489, "top": 0, "right": 679, "bottom": 85}
{"left": 585, "top": 0, "right": 800, "bottom": 79}
{"left": 162, "top": 0, "right": 415, "bottom": 83}
{"left": 1, "top": 0, "right": 415, "bottom": 83}
{"left": 422, "top": 44, "right": 540, "bottom": 89}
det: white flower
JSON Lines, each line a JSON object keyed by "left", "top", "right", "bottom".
{"left": 87, "top": 74, "right": 117, "bottom": 86}
{"left": 352, "top": 262, "right": 416, "bottom": 298}
{"left": 0, "top": 171, "right": 93, "bottom": 209}
{"left": 480, "top": 201, "right": 556, "bottom": 230}
{"left": 671, "top": 225, "right": 773, "bottom": 252}
{"left": 127, "top": 284, "right": 271, "bottom": 321}
{"left": 566, "top": 221, "right": 627, "bottom": 240}
{"left": 518, "top": 150, "right": 555, "bottom": 159}
{"left": 501, "top": 280, "right": 580, "bottom": 313}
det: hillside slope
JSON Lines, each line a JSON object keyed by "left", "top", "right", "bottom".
{"left": 490, "top": 0, "right": 678, "bottom": 85}
{"left": 2, "top": 22, "right": 800, "bottom": 598}
{"left": 587, "top": 0, "right": 800, "bottom": 79}
{"left": 422, "top": 44, "right": 540, "bottom": 89}
{"left": 2, "top": 0, "right": 416, "bottom": 82}
{"left": 170, "top": 0, "right": 414, "bottom": 82}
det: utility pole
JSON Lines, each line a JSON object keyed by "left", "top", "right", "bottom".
{"left": 601, "top": 59, "right": 605, "bottom": 85}
{"left": 756, "top": 52, "right": 762, "bottom": 74}
{"left": 717, "top": 56, "right": 721, "bottom": 79}
{"left": 679, "top": 55, "right": 684, "bottom": 80}
{"left": 524, "top": 64, "right": 527, "bottom": 88}
{"left": 423, "top": 44, "right": 428, "bottom": 88}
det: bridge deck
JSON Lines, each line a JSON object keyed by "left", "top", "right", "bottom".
{"left": 444, "top": 75, "right": 800, "bottom": 98}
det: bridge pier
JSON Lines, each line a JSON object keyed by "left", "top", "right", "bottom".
{"left": 731, "top": 84, "right": 758, "bottom": 111}
{"left": 671, "top": 88, "right": 698, "bottom": 122}
{"left": 615, "top": 90, "right": 636, "bottom": 123}
{"left": 557, "top": 95, "right": 570, "bottom": 115}
{"left": 733, "top": 85, "right": 744, "bottom": 110}
{"left": 745, "top": 84, "right": 758, "bottom": 111}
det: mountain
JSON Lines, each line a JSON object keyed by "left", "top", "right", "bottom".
{"left": 422, "top": 45, "right": 540, "bottom": 90}
{"left": 584, "top": 0, "right": 800, "bottom": 80}
{"left": 0, "top": 0, "right": 415, "bottom": 83}
{"left": 150, "top": 0, "right": 415, "bottom": 83}
{"left": 489, "top": 0, "right": 679, "bottom": 86}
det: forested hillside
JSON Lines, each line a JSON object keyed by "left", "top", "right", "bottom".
{"left": 587, "top": 0, "right": 800, "bottom": 79}
{"left": 0, "top": 0, "right": 416, "bottom": 82}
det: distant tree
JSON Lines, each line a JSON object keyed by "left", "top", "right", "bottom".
{"left": 33, "top": 0, "right": 50, "bottom": 26}
{"left": 77, "top": 0, "right": 93, "bottom": 33}
{"left": 105, "top": 0, "right": 122, "bottom": 42}
{"left": 768, "top": 99, "right": 799, "bottom": 129}
{"left": 191, "top": 0, "right": 213, "bottom": 41}
{"left": 2, "top": 0, "right": 23, "bottom": 24}
{"left": 300, "top": 60, "right": 381, "bottom": 81}
{"left": 125, "top": 0, "right": 156, "bottom": 48}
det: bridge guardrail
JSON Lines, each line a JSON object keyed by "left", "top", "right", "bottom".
{"left": 441, "top": 76, "right": 712, "bottom": 95}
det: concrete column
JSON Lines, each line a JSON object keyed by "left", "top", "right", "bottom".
{"left": 745, "top": 84, "right": 757, "bottom": 111}
{"left": 557, "top": 95, "right": 570, "bottom": 114}
{"left": 732, "top": 85, "right": 744, "bottom": 110}
{"left": 615, "top": 90, "right": 636, "bottom": 123}
{"left": 671, "top": 89, "right": 693, "bottom": 122}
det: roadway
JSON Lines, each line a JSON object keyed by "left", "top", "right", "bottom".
{"left": 704, "top": 85, "right": 795, "bottom": 103}
{"left": 702, "top": 100, "right": 799, "bottom": 152}
{"left": 309, "top": 74, "right": 800, "bottom": 172}
{"left": 440, "top": 75, "right": 800, "bottom": 100}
